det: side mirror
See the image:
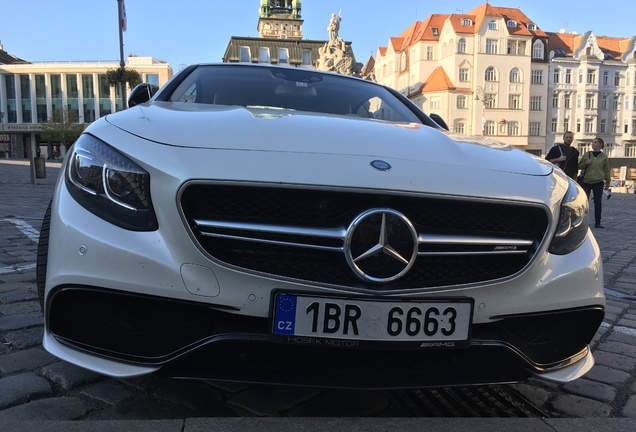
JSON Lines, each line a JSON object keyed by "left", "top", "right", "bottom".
{"left": 429, "top": 113, "right": 449, "bottom": 131}
{"left": 128, "top": 83, "right": 159, "bottom": 107}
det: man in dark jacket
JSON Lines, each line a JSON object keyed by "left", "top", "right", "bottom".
{"left": 546, "top": 131, "right": 579, "bottom": 180}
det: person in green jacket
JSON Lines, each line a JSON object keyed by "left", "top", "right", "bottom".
{"left": 578, "top": 137, "right": 611, "bottom": 228}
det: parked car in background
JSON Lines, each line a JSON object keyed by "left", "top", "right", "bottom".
{"left": 37, "top": 63, "right": 605, "bottom": 388}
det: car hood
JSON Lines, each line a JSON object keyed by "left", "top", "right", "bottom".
{"left": 105, "top": 102, "right": 551, "bottom": 177}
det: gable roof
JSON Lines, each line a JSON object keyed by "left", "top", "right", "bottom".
{"left": 547, "top": 32, "right": 629, "bottom": 60}
{"left": 421, "top": 66, "right": 455, "bottom": 92}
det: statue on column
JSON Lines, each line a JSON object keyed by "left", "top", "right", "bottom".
{"left": 318, "top": 10, "right": 361, "bottom": 77}
{"left": 328, "top": 12, "right": 342, "bottom": 46}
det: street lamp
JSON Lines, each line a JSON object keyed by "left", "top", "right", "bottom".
{"left": 474, "top": 86, "right": 495, "bottom": 136}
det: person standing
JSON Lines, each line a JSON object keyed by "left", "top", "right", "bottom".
{"left": 546, "top": 131, "right": 579, "bottom": 180}
{"left": 578, "top": 137, "right": 611, "bottom": 228}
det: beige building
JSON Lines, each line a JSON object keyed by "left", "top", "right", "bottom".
{"left": 0, "top": 42, "right": 172, "bottom": 159}
{"left": 547, "top": 30, "right": 636, "bottom": 179}
{"left": 375, "top": 2, "right": 549, "bottom": 155}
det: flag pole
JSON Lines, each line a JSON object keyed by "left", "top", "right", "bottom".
{"left": 117, "top": 0, "right": 128, "bottom": 109}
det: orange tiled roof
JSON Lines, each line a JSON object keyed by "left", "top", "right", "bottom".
{"left": 421, "top": 66, "right": 455, "bottom": 92}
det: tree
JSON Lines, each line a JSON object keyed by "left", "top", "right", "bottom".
{"left": 105, "top": 67, "right": 141, "bottom": 90}
{"left": 40, "top": 108, "right": 85, "bottom": 155}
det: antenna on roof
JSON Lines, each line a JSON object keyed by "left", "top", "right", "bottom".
{"left": 560, "top": 22, "right": 569, "bottom": 33}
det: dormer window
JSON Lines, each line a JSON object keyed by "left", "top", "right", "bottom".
{"left": 432, "top": 28, "right": 439, "bottom": 36}
{"left": 507, "top": 20, "right": 517, "bottom": 28}
{"left": 527, "top": 23, "right": 537, "bottom": 31}
{"left": 488, "top": 20, "right": 498, "bottom": 31}
{"left": 462, "top": 18, "right": 472, "bottom": 26}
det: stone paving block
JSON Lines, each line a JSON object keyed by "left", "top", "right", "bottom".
{"left": 623, "top": 395, "right": 636, "bottom": 418}
{"left": 0, "top": 311, "right": 43, "bottom": 331}
{"left": 0, "top": 300, "right": 41, "bottom": 315}
{"left": 3, "top": 326, "right": 44, "bottom": 350}
{"left": 87, "top": 398, "right": 182, "bottom": 421}
{"left": 0, "top": 372, "right": 52, "bottom": 410}
{"left": 584, "top": 365, "right": 632, "bottom": 386}
{"left": 562, "top": 378, "right": 616, "bottom": 403}
{"left": 41, "top": 361, "right": 103, "bottom": 391}
{"left": 0, "top": 289, "right": 39, "bottom": 305}
{"left": 594, "top": 350, "right": 636, "bottom": 372}
{"left": 0, "top": 282, "right": 34, "bottom": 294}
{"left": 0, "top": 347, "right": 56, "bottom": 374}
{"left": 550, "top": 393, "right": 612, "bottom": 418}
{"left": 596, "top": 340, "right": 636, "bottom": 359}
{"left": 81, "top": 381, "right": 135, "bottom": 407}
{"left": 0, "top": 397, "right": 91, "bottom": 422}
{"left": 153, "top": 379, "right": 223, "bottom": 411}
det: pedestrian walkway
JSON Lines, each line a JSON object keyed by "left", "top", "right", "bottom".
{"left": 1, "top": 159, "right": 636, "bottom": 430}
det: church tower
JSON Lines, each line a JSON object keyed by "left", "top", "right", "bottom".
{"left": 258, "top": 0, "right": 303, "bottom": 39}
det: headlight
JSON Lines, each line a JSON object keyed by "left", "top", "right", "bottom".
{"left": 548, "top": 178, "right": 588, "bottom": 255}
{"left": 65, "top": 134, "right": 158, "bottom": 231}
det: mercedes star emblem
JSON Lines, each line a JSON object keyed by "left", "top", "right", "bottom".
{"left": 344, "top": 208, "right": 418, "bottom": 283}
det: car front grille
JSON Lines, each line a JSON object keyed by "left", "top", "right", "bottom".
{"left": 179, "top": 183, "right": 550, "bottom": 290}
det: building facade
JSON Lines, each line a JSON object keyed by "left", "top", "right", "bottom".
{"left": 374, "top": 0, "right": 636, "bottom": 178}
{"left": 0, "top": 43, "right": 172, "bottom": 159}
{"left": 547, "top": 31, "right": 636, "bottom": 179}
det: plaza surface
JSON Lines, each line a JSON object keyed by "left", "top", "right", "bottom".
{"left": 1, "top": 159, "right": 636, "bottom": 430}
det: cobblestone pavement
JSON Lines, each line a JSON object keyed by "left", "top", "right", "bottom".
{"left": 1, "top": 159, "right": 636, "bottom": 422}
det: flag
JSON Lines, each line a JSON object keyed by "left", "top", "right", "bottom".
{"left": 120, "top": 0, "right": 127, "bottom": 32}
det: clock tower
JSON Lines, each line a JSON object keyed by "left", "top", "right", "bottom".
{"left": 258, "top": 0, "right": 303, "bottom": 39}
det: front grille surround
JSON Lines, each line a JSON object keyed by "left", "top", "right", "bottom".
{"left": 179, "top": 182, "right": 550, "bottom": 291}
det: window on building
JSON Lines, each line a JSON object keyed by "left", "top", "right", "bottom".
{"left": 278, "top": 48, "right": 289, "bottom": 64}
{"left": 507, "top": 121, "right": 520, "bottom": 135}
{"left": 485, "top": 67, "right": 497, "bottom": 81}
{"left": 35, "top": 74, "right": 47, "bottom": 123}
{"left": 603, "top": 71, "right": 609, "bottom": 85}
{"left": 585, "top": 118, "right": 594, "bottom": 133}
{"left": 611, "top": 119, "right": 618, "bottom": 133}
{"left": 459, "top": 68, "right": 469, "bottom": 82}
{"left": 454, "top": 120, "right": 466, "bottom": 134}
{"left": 50, "top": 74, "right": 63, "bottom": 112}
{"left": 613, "top": 95, "right": 620, "bottom": 110}
{"left": 551, "top": 118, "right": 558, "bottom": 132}
{"left": 302, "top": 49, "right": 312, "bottom": 65}
{"left": 577, "top": 94, "right": 582, "bottom": 108}
{"left": 98, "top": 74, "right": 111, "bottom": 116}
{"left": 532, "top": 40, "right": 544, "bottom": 59}
{"left": 456, "top": 95, "right": 467, "bottom": 109}
{"left": 564, "top": 94, "right": 571, "bottom": 109}
{"left": 240, "top": 46, "right": 251, "bottom": 62}
{"left": 527, "top": 23, "right": 537, "bottom": 31}
{"left": 552, "top": 92, "right": 559, "bottom": 108}
{"left": 587, "top": 69, "right": 596, "bottom": 84}
{"left": 427, "top": 46, "right": 434, "bottom": 60}
{"left": 507, "top": 20, "right": 517, "bottom": 28}
{"left": 625, "top": 123, "right": 629, "bottom": 133}
{"left": 563, "top": 117, "right": 570, "bottom": 131}
{"left": 458, "top": 38, "right": 466, "bottom": 53}
{"left": 601, "top": 94, "right": 608, "bottom": 110}
{"left": 484, "top": 94, "right": 496, "bottom": 108}
{"left": 553, "top": 68, "right": 560, "bottom": 84}
{"left": 626, "top": 143, "right": 636, "bottom": 157}
{"left": 576, "top": 120, "right": 581, "bottom": 132}
{"left": 430, "top": 96, "right": 441, "bottom": 109}
{"left": 486, "top": 39, "right": 498, "bottom": 54}
{"left": 259, "top": 47, "right": 270, "bottom": 63}
{"left": 18, "top": 75, "right": 32, "bottom": 123}
{"left": 485, "top": 120, "right": 496, "bottom": 135}
{"left": 531, "top": 70, "right": 543, "bottom": 84}
{"left": 432, "top": 28, "right": 439, "bottom": 36}
{"left": 614, "top": 72, "right": 621, "bottom": 86}
{"left": 509, "top": 68, "right": 521, "bottom": 83}
{"left": 507, "top": 40, "right": 526, "bottom": 55}
{"left": 66, "top": 74, "right": 79, "bottom": 118}
{"left": 462, "top": 18, "right": 472, "bottom": 26}
{"left": 488, "top": 20, "right": 498, "bottom": 31}
{"left": 529, "top": 122, "right": 541, "bottom": 136}
{"left": 530, "top": 96, "right": 542, "bottom": 110}
{"left": 600, "top": 119, "right": 606, "bottom": 133}
{"left": 565, "top": 69, "right": 572, "bottom": 83}
{"left": 509, "top": 94, "right": 521, "bottom": 109}
{"left": 586, "top": 93, "right": 595, "bottom": 109}
{"left": 82, "top": 74, "right": 95, "bottom": 123}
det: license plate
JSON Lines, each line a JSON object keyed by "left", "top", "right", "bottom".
{"left": 272, "top": 293, "right": 472, "bottom": 344}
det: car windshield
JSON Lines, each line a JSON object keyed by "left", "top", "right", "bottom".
{"left": 165, "top": 65, "right": 423, "bottom": 123}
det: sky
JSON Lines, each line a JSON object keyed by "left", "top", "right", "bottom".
{"left": 1, "top": 0, "right": 635, "bottom": 72}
